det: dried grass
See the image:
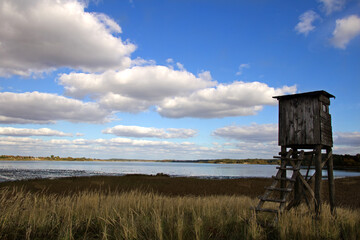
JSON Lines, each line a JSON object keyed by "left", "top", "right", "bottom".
{"left": 0, "top": 187, "right": 359, "bottom": 239}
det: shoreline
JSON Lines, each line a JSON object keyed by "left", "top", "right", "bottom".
{"left": 1, "top": 157, "right": 359, "bottom": 171}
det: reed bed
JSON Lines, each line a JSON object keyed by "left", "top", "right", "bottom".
{"left": 0, "top": 188, "right": 359, "bottom": 240}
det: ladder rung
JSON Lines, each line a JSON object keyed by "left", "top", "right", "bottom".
{"left": 274, "top": 156, "right": 294, "bottom": 159}
{"left": 259, "top": 197, "right": 286, "bottom": 203}
{"left": 273, "top": 156, "right": 303, "bottom": 161}
{"left": 304, "top": 151, "right": 316, "bottom": 155}
{"left": 272, "top": 176, "right": 296, "bottom": 182}
{"left": 255, "top": 208, "right": 279, "bottom": 213}
{"left": 278, "top": 151, "right": 316, "bottom": 155}
{"left": 266, "top": 187, "right": 292, "bottom": 192}
{"left": 274, "top": 156, "right": 291, "bottom": 159}
{"left": 276, "top": 167, "right": 300, "bottom": 171}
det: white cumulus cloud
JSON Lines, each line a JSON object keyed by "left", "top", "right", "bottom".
{"left": 157, "top": 82, "right": 296, "bottom": 118}
{"left": 0, "top": 0, "right": 135, "bottom": 76}
{"left": 213, "top": 123, "right": 278, "bottom": 142}
{"left": 295, "top": 10, "right": 320, "bottom": 36}
{"left": 98, "top": 92, "right": 154, "bottom": 113}
{"left": 102, "top": 125, "right": 197, "bottom": 139}
{"left": 0, "top": 127, "right": 72, "bottom": 137}
{"left": 60, "top": 66, "right": 215, "bottom": 100}
{"left": 331, "top": 15, "right": 360, "bottom": 49}
{"left": 59, "top": 65, "right": 216, "bottom": 112}
{"left": 60, "top": 67, "right": 296, "bottom": 118}
{"left": 0, "top": 92, "right": 111, "bottom": 124}
{"left": 318, "top": 0, "right": 346, "bottom": 15}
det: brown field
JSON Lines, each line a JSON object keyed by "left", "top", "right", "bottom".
{"left": 1, "top": 175, "right": 360, "bottom": 209}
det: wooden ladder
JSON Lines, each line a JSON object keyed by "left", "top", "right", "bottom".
{"left": 255, "top": 149, "right": 305, "bottom": 214}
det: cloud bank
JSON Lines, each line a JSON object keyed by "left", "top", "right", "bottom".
{"left": 334, "top": 132, "right": 360, "bottom": 147}
{"left": 0, "top": 127, "right": 72, "bottom": 137}
{"left": 103, "top": 125, "right": 197, "bottom": 139}
{"left": 157, "top": 82, "right": 296, "bottom": 118}
{"left": 0, "top": 0, "right": 135, "bottom": 76}
{"left": 59, "top": 66, "right": 215, "bottom": 113}
{"left": 213, "top": 123, "right": 278, "bottom": 142}
{"left": 59, "top": 66, "right": 296, "bottom": 119}
{"left": 0, "top": 136, "right": 275, "bottom": 160}
{"left": 0, "top": 92, "right": 111, "bottom": 124}
{"left": 0, "top": 129, "right": 358, "bottom": 160}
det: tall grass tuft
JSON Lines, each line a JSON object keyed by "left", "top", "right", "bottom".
{"left": 0, "top": 187, "right": 359, "bottom": 239}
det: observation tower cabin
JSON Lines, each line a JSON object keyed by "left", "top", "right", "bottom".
{"left": 275, "top": 90, "right": 334, "bottom": 148}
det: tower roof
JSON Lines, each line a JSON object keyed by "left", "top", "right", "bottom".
{"left": 273, "top": 90, "right": 335, "bottom": 100}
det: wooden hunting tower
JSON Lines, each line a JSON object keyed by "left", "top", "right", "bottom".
{"left": 255, "top": 91, "right": 336, "bottom": 216}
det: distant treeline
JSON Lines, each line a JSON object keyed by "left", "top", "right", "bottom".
{"left": 173, "top": 159, "right": 280, "bottom": 165}
{"left": 1, "top": 154, "right": 359, "bottom": 168}
{"left": 0, "top": 155, "right": 99, "bottom": 162}
{"left": 163, "top": 154, "right": 360, "bottom": 168}
{"left": 332, "top": 154, "right": 360, "bottom": 169}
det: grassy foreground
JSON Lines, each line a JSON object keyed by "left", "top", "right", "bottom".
{"left": 0, "top": 188, "right": 359, "bottom": 240}
{"left": 1, "top": 176, "right": 360, "bottom": 239}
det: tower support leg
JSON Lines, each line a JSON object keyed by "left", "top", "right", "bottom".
{"left": 280, "top": 146, "right": 287, "bottom": 200}
{"left": 326, "top": 147, "right": 336, "bottom": 215}
{"left": 315, "top": 145, "right": 322, "bottom": 215}
{"left": 293, "top": 148, "right": 302, "bottom": 207}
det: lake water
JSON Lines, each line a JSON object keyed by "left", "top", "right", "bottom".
{"left": 1, "top": 160, "right": 360, "bottom": 182}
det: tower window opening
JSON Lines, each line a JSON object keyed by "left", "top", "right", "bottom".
{"left": 322, "top": 104, "right": 327, "bottom": 113}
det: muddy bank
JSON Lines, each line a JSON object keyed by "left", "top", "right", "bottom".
{"left": 1, "top": 175, "right": 359, "bottom": 209}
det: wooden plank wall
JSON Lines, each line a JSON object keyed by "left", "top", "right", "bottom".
{"left": 279, "top": 96, "right": 331, "bottom": 146}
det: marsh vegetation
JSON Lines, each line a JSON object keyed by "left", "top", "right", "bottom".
{"left": 0, "top": 187, "right": 359, "bottom": 240}
{"left": 0, "top": 175, "right": 360, "bottom": 239}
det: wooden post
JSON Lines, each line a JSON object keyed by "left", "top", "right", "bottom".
{"left": 315, "top": 145, "right": 322, "bottom": 215}
{"left": 326, "top": 147, "right": 336, "bottom": 215}
{"left": 281, "top": 146, "right": 287, "bottom": 200}
{"left": 293, "top": 148, "right": 301, "bottom": 207}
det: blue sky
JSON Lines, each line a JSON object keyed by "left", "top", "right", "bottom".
{"left": 0, "top": 0, "right": 359, "bottom": 159}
